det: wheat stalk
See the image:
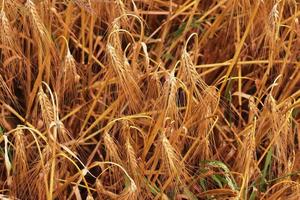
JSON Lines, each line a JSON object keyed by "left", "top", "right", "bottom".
{"left": 95, "top": 161, "right": 137, "bottom": 199}
{"left": 3, "top": 134, "right": 12, "bottom": 186}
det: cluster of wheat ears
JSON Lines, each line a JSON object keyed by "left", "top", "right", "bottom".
{"left": 0, "top": 0, "right": 300, "bottom": 199}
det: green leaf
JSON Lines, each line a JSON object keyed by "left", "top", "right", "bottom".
{"left": 207, "top": 160, "right": 238, "bottom": 191}
{"left": 260, "top": 148, "right": 273, "bottom": 191}
{"left": 212, "top": 174, "right": 223, "bottom": 188}
{"left": 163, "top": 52, "right": 175, "bottom": 61}
{"left": 292, "top": 108, "right": 299, "bottom": 118}
{"left": 199, "top": 178, "right": 207, "bottom": 191}
{"left": 249, "top": 193, "right": 256, "bottom": 200}
{"left": 183, "top": 186, "right": 198, "bottom": 200}
{"left": 144, "top": 178, "right": 160, "bottom": 195}
{"left": 172, "top": 22, "right": 187, "bottom": 38}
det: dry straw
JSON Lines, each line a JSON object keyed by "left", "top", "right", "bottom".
{"left": 1, "top": 0, "right": 300, "bottom": 199}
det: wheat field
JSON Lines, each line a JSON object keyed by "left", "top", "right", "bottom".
{"left": 0, "top": 0, "right": 300, "bottom": 199}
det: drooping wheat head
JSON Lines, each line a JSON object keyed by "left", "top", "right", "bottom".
{"left": 0, "top": 7, "right": 20, "bottom": 75}
{"left": 11, "top": 127, "right": 29, "bottom": 196}
{"left": 103, "top": 131, "right": 122, "bottom": 164}
{"left": 159, "top": 123, "right": 184, "bottom": 179}
{"left": 38, "top": 86, "right": 55, "bottom": 130}
{"left": 107, "top": 39, "right": 143, "bottom": 112}
{"left": 58, "top": 42, "right": 81, "bottom": 103}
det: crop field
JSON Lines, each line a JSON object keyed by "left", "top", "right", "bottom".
{"left": 0, "top": 0, "right": 300, "bottom": 199}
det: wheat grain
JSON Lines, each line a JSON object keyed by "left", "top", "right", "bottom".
{"left": 103, "top": 131, "right": 121, "bottom": 163}
{"left": 159, "top": 131, "right": 182, "bottom": 177}
{"left": 125, "top": 138, "right": 138, "bottom": 175}
{"left": 38, "top": 87, "right": 55, "bottom": 128}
